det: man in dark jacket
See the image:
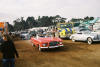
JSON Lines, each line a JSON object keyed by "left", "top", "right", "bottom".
{"left": 0, "top": 34, "right": 19, "bottom": 67}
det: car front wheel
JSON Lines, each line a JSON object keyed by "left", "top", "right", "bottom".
{"left": 32, "top": 43, "right": 35, "bottom": 47}
{"left": 87, "top": 38, "right": 93, "bottom": 44}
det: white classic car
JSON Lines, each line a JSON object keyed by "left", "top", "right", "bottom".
{"left": 70, "top": 31, "right": 100, "bottom": 44}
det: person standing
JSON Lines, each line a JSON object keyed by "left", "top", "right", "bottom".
{"left": 0, "top": 34, "right": 19, "bottom": 67}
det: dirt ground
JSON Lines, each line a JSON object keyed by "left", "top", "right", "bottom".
{"left": 0, "top": 40, "right": 100, "bottom": 67}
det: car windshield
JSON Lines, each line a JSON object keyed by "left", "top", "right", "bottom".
{"left": 83, "top": 31, "right": 91, "bottom": 34}
{"left": 29, "top": 31, "right": 36, "bottom": 34}
{"left": 80, "top": 29, "right": 92, "bottom": 31}
{"left": 39, "top": 34, "right": 45, "bottom": 37}
{"left": 78, "top": 29, "right": 92, "bottom": 34}
{"left": 21, "top": 32, "right": 28, "bottom": 34}
{"left": 37, "top": 32, "right": 53, "bottom": 38}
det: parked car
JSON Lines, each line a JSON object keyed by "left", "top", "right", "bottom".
{"left": 20, "top": 31, "right": 29, "bottom": 40}
{"left": 30, "top": 33, "right": 64, "bottom": 51}
{"left": 70, "top": 31, "right": 100, "bottom": 44}
{"left": 28, "top": 31, "right": 37, "bottom": 39}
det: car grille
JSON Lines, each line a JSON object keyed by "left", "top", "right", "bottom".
{"left": 49, "top": 41, "right": 59, "bottom": 46}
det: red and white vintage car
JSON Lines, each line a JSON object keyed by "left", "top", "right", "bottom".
{"left": 30, "top": 34, "right": 64, "bottom": 51}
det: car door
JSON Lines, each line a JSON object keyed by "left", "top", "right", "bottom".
{"left": 80, "top": 33, "right": 87, "bottom": 41}
{"left": 81, "top": 31, "right": 92, "bottom": 41}
{"left": 76, "top": 33, "right": 84, "bottom": 40}
{"left": 72, "top": 33, "right": 83, "bottom": 41}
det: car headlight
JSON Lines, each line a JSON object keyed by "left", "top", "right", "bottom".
{"left": 60, "top": 42, "right": 62, "bottom": 44}
{"left": 42, "top": 44, "right": 47, "bottom": 47}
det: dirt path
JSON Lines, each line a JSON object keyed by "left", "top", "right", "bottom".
{"left": 0, "top": 40, "right": 100, "bottom": 67}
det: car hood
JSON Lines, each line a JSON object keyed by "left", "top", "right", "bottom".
{"left": 35, "top": 37, "right": 62, "bottom": 43}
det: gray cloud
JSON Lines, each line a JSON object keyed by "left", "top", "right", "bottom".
{"left": 0, "top": 0, "right": 100, "bottom": 24}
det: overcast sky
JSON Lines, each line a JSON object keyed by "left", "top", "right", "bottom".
{"left": 0, "top": 0, "right": 100, "bottom": 24}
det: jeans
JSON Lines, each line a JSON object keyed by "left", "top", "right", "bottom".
{"left": 2, "top": 58, "right": 15, "bottom": 67}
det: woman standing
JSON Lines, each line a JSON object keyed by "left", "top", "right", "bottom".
{"left": 0, "top": 34, "right": 19, "bottom": 67}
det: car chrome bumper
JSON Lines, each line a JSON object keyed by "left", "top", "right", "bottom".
{"left": 93, "top": 40, "right": 100, "bottom": 41}
{"left": 40, "top": 45, "right": 64, "bottom": 49}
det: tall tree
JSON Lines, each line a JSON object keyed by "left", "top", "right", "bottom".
{"left": 7, "top": 22, "right": 14, "bottom": 32}
{"left": 13, "top": 17, "right": 26, "bottom": 31}
{"left": 26, "top": 17, "right": 37, "bottom": 28}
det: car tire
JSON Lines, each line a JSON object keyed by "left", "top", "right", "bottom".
{"left": 72, "top": 37, "right": 75, "bottom": 42}
{"left": 87, "top": 38, "right": 93, "bottom": 44}
{"left": 58, "top": 34, "right": 61, "bottom": 38}
{"left": 32, "top": 43, "right": 35, "bottom": 47}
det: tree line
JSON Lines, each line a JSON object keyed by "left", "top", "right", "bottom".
{"left": 7, "top": 15, "right": 66, "bottom": 32}
{"left": 7, "top": 15, "right": 94, "bottom": 32}
{"left": 70, "top": 16, "right": 94, "bottom": 22}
